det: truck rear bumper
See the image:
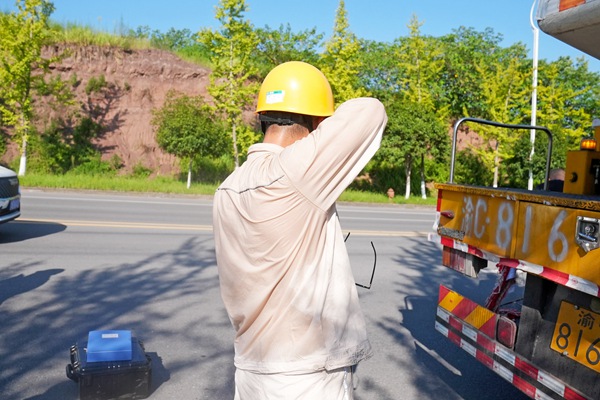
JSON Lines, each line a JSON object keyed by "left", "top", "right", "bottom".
{"left": 436, "top": 285, "right": 588, "bottom": 400}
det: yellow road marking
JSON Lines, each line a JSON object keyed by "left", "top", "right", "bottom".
{"left": 16, "top": 219, "right": 428, "bottom": 237}
{"left": 17, "top": 219, "right": 212, "bottom": 231}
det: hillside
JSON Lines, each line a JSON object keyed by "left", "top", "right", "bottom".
{"left": 32, "top": 45, "right": 212, "bottom": 175}
{"left": 4, "top": 44, "right": 482, "bottom": 179}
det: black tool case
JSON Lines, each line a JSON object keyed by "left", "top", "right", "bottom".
{"left": 66, "top": 337, "right": 152, "bottom": 400}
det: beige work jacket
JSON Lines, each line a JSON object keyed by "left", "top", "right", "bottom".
{"left": 213, "top": 97, "right": 387, "bottom": 374}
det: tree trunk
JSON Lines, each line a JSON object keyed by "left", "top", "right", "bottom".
{"left": 493, "top": 149, "right": 499, "bottom": 188}
{"left": 232, "top": 121, "right": 239, "bottom": 168}
{"left": 420, "top": 154, "right": 426, "bottom": 199}
{"left": 187, "top": 159, "right": 192, "bottom": 189}
{"left": 405, "top": 158, "right": 412, "bottom": 199}
{"left": 18, "top": 136, "right": 27, "bottom": 177}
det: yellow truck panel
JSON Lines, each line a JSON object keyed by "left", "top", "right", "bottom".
{"left": 438, "top": 187, "right": 518, "bottom": 258}
{"left": 437, "top": 183, "right": 600, "bottom": 287}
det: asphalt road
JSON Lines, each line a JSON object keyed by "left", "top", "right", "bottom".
{"left": 0, "top": 189, "right": 529, "bottom": 400}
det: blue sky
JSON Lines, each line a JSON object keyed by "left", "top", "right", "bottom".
{"left": 2, "top": 0, "right": 599, "bottom": 72}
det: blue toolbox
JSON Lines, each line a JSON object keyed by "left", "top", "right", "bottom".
{"left": 87, "top": 330, "right": 132, "bottom": 362}
{"left": 66, "top": 331, "right": 152, "bottom": 400}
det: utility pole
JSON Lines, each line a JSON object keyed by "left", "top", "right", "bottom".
{"left": 528, "top": 0, "right": 539, "bottom": 190}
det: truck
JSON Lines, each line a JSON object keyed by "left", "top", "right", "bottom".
{"left": 428, "top": 1, "right": 600, "bottom": 399}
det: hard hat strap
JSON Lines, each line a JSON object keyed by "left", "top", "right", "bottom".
{"left": 259, "top": 112, "right": 312, "bottom": 134}
{"left": 259, "top": 114, "right": 297, "bottom": 126}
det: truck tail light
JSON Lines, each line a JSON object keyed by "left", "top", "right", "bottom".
{"left": 497, "top": 316, "right": 517, "bottom": 349}
{"left": 580, "top": 137, "right": 597, "bottom": 151}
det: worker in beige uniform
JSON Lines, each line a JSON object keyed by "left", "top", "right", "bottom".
{"left": 213, "top": 61, "right": 388, "bottom": 399}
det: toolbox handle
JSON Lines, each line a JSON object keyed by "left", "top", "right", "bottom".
{"left": 66, "top": 364, "right": 78, "bottom": 382}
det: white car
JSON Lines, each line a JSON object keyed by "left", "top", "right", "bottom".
{"left": 0, "top": 165, "right": 20, "bottom": 223}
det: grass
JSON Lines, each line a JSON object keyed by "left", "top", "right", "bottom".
{"left": 19, "top": 173, "right": 437, "bottom": 206}
{"left": 47, "top": 22, "right": 212, "bottom": 68}
{"left": 19, "top": 173, "right": 217, "bottom": 196}
{"left": 339, "top": 188, "right": 436, "bottom": 206}
{"left": 49, "top": 23, "right": 152, "bottom": 50}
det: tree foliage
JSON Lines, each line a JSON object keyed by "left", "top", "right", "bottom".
{"left": 253, "top": 24, "right": 323, "bottom": 78}
{"left": 439, "top": 27, "right": 506, "bottom": 119}
{"left": 320, "top": 0, "right": 368, "bottom": 104}
{"left": 467, "top": 46, "right": 530, "bottom": 187}
{"left": 396, "top": 16, "right": 447, "bottom": 116}
{"left": 379, "top": 98, "right": 446, "bottom": 198}
{"left": 0, "top": 0, "right": 55, "bottom": 174}
{"left": 152, "top": 91, "right": 229, "bottom": 187}
{"left": 391, "top": 16, "right": 449, "bottom": 197}
{"left": 357, "top": 40, "right": 400, "bottom": 102}
{"left": 33, "top": 117, "right": 102, "bottom": 174}
{"left": 504, "top": 57, "right": 600, "bottom": 188}
{"left": 198, "top": 0, "right": 259, "bottom": 168}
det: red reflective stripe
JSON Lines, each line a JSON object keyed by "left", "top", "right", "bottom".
{"left": 498, "top": 258, "right": 520, "bottom": 268}
{"left": 515, "top": 357, "right": 538, "bottom": 380}
{"left": 439, "top": 237, "right": 600, "bottom": 299}
{"left": 563, "top": 386, "right": 587, "bottom": 400}
{"left": 476, "top": 348, "right": 494, "bottom": 369}
{"left": 449, "top": 315, "right": 463, "bottom": 332}
{"left": 540, "top": 267, "right": 570, "bottom": 286}
{"left": 438, "top": 285, "right": 451, "bottom": 303}
{"left": 440, "top": 236, "right": 454, "bottom": 247}
{"left": 451, "top": 297, "right": 479, "bottom": 320}
{"left": 476, "top": 331, "right": 495, "bottom": 354}
{"left": 479, "top": 315, "right": 498, "bottom": 338}
{"left": 447, "top": 329, "right": 461, "bottom": 346}
{"left": 467, "top": 245, "right": 484, "bottom": 259}
{"left": 513, "top": 375, "right": 537, "bottom": 398}
{"left": 437, "top": 189, "right": 442, "bottom": 211}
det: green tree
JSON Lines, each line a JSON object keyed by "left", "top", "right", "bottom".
{"left": 320, "top": 0, "right": 368, "bottom": 104}
{"left": 504, "top": 57, "right": 600, "bottom": 188}
{"left": 536, "top": 58, "right": 595, "bottom": 148}
{"left": 439, "top": 27, "right": 505, "bottom": 119}
{"left": 199, "top": 0, "right": 258, "bottom": 168}
{"left": 357, "top": 40, "right": 401, "bottom": 102}
{"left": 378, "top": 98, "right": 446, "bottom": 198}
{"left": 469, "top": 47, "right": 530, "bottom": 187}
{"left": 396, "top": 16, "right": 446, "bottom": 111}
{"left": 253, "top": 24, "right": 323, "bottom": 78}
{"left": 0, "top": 0, "right": 54, "bottom": 175}
{"left": 34, "top": 116, "right": 102, "bottom": 174}
{"left": 151, "top": 28, "right": 196, "bottom": 50}
{"left": 394, "top": 16, "right": 448, "bottom": 198}
{"left": 454, "top": 149, "right": 494, "bottom": 186}
{"left": 152, "top": 91, "right": 228, "bottom": 188}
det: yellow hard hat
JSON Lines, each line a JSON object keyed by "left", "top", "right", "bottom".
{"left": 256, "top": 61, "right": 334, "bottom": 117}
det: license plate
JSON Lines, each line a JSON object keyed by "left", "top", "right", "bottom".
{"left": 9, "top": 198, "right": 19, "bottom": 211}
{"left": 550, "top": 301, "right": 600, "bottom": 372}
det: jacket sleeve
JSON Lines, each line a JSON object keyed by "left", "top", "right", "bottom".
{"left": 279, "top": 97, "right": 388, "bottom": 210}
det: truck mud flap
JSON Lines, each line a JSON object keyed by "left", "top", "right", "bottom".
{"left": 436, "top": 285, "right": 589, "bottom": 400}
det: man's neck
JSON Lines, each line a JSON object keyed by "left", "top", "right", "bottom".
{"left": 263, "top": 127, "right": 308, "bottom": 148}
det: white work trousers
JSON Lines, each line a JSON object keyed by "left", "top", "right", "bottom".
{"left": 234, "top": 366, "right": 355, "bottom": 400}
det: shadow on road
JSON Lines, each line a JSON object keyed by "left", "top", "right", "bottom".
{"left": 0, "top": 220, "right": 66, "bottom": 243}
{"left": 0, "top": 268, "right": 64, "bottom": 305}
{"left": 0, "top": 235, "right": 234, "bottom": 400}
{"left": 375, "top": 236, "right": 529, "bottom": 400}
